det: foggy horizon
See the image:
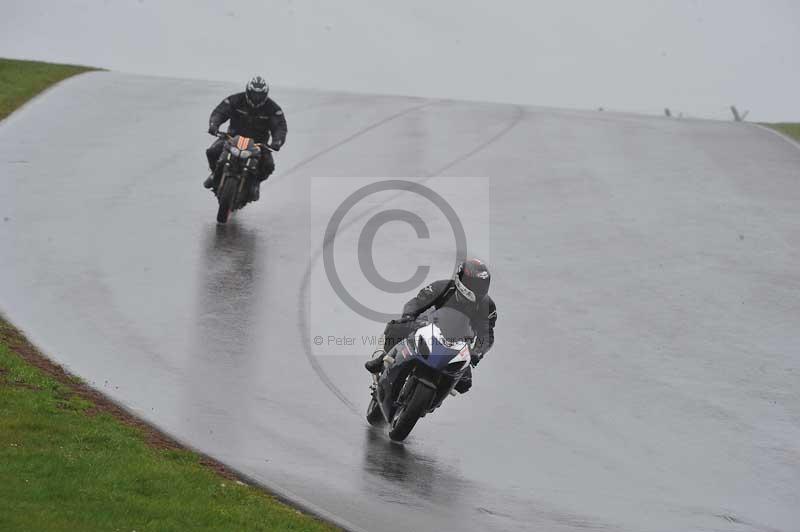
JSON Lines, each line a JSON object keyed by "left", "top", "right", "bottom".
{"left": 2, "top": 1, "right": 799, "bottom": 121}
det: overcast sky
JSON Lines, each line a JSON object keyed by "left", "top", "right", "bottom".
{"left": 1, "top": 0, "right": 798, "bottom": 121}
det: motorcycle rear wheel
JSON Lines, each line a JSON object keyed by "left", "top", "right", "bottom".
{"left": 388, "top": 383, "right": 435, "bottom": 441}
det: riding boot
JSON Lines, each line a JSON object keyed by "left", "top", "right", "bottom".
{"left": 453, "top": 365, "right": 473, "bottom": 394}
{"left": 249, "top": 168, "right": 272, "bottom": 202}
{"left": 204, "top": 164, "right": 223, "bottom": 191}
{"left": 364, "top": 349, "right": 386, "bottom": 373}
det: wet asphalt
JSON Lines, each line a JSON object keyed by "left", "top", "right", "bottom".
{"left": 1, "top": 72, "right": 799, "bottom": 531}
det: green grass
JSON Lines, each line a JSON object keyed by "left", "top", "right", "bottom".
{"left": 0, "top": 57, "right": 95, "bottom": 121}
{"left": 0, "top": 58, "right": 337, "bottom": 531}
{"left": 0, "top": 321, "right": 337, "bottom": 532}
{"left": 762, "top": 123, "right": 800, "bottom": 143}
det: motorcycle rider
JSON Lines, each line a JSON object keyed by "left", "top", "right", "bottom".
{"left": 204, "top": 76, "right": 287, "bottom": 201}
{"left": 364, "top": 258, "right": 497, "bottom": 394}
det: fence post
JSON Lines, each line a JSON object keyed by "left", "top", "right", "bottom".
{"left": 730, "top": 106, "right": 749, "bottom": 122}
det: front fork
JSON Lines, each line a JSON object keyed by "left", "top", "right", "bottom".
{"left": 217, "top": 168, "right": 249, "bottom": 208}
{"left": 369, "top": 373, "right": 379, "bottom": 397}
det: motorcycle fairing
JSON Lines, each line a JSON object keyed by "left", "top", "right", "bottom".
{"left": 413, "top": 323, "right": 470, "bottom": 371}
{"left": 226, "top": 135, "right": 260, "bottom": 161}
{"left": 377, "top": 324, "right": 470, "bottom": 422}
{"left": 236, "top": 135, "right": 252, "bottom": 150}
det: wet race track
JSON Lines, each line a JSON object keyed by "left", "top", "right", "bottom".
{"left": 1, "top": 72, "right": 799, "bottom": 531}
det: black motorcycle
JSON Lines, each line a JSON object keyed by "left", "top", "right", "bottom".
{"left": 213, "top": 131, "right": 273, "bottom": 224}
{"left": 366, "top": 307, "right": 474, "bottom": 441}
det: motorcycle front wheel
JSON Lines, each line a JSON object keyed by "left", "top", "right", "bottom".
{"left": 366, "top": 396, "right": 385, "bottom": 426}
{"left": 216, "top": 177, "right": 238, "bottom": 224}
{"left": 388, "top": 383, "right": 435, "bottom": 441}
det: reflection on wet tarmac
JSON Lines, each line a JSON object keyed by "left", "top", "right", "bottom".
{"left": 193, "top": 222, "right": 262, "bottom": 362}
{"left": 361, "top": 427, "right": 469, "bottom": 508}
{"left": 182, "top": 222, "right": 265, "bottom": 449}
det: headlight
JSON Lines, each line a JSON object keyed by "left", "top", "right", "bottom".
{"left": 229, "top": 147, "right": 240, "bottom": 157}
{"left": 240, "top": 150, "right": 252, "bottom": 159}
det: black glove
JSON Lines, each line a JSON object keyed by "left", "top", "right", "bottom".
{"left": 208, "top": 123, "right": 219, "bottom": 135}
{"left": 470, "top": 353, "right": 483, "bottom": 367}
{"left": 268, "top": 139, "right": 283, "bottom": 151}
{"left": 398, "top": 313, "right": 416, "bottom": 323}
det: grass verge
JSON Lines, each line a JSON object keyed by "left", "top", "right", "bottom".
{"left": 0, "top": 318, "right": 337, "bottom": 532}
{"left": 0, "top": 57, "right": 96, "bottom": 121}
{"left": 762, "top": 123, "right": 800, "bottom": 143}
{"left": 0, "top": 58, "right": 337, "bottom": 532}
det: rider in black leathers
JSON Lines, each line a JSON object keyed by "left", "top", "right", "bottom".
{"left": 204, "top": 76, "right": 287, "bottom": 201}
{"left": 365, "top": 259, "right": 497, "bottom": 394}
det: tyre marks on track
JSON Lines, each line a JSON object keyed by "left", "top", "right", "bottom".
{"left": 254, "top": 99, "right": 437, "bottom": 413}
{"left": 275, "top": 100, "right": 438, "bottom": 181}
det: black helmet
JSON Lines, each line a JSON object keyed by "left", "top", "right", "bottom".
{"left": 245, "top": 76, "right": 269, "bottom": 107}
{"left": 454, "top": 258, "right": 491, "bottom": 302}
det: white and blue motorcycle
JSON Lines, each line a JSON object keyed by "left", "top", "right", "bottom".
{"left": 366, "top": 307, "right": 474, "bottom": 441}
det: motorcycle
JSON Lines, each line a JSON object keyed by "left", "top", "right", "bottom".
{"left": 366, "top": 307, "right": 474, "bottom": 441}
{"left": 212, "top": 131, "right": 274, "bottom": 224}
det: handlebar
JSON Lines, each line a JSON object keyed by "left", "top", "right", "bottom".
{"left": 213, "top": 130, "right": 275, "bottom": 151}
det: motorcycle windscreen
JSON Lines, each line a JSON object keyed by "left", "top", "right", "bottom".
{"left": 419, "top": 333, "right": 464, "bottom": 370}
{"left": 416, "top": 307, "right": 474, "bottom": 370}
{"left": 430, "top": 306, "right": 474, "bottom": 343}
